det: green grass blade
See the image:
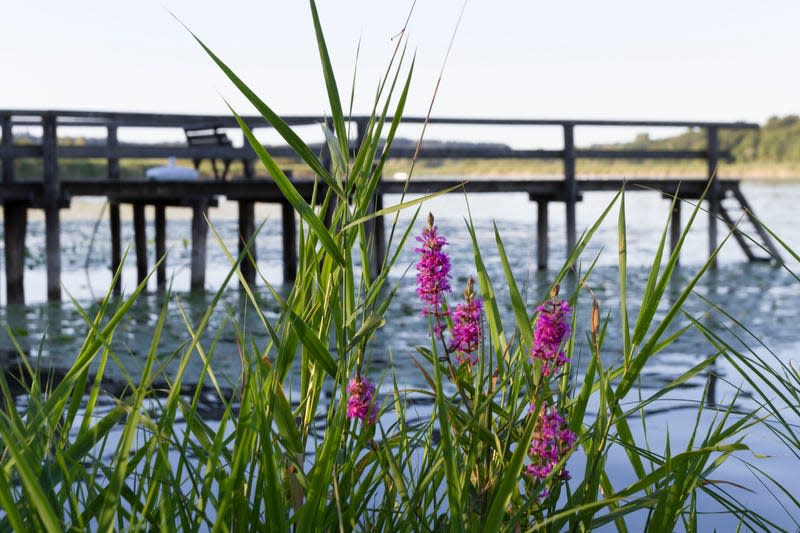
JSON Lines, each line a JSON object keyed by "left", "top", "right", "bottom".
{"left": 309, "top": 0, "right": 349, "bottom": 160}
{"left": 230, "top": 106, "right": 346, "bottom": 267}
{"left": 185, "top": 23, "right": 343, "bottom": 197}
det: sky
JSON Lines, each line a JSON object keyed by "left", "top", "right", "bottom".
{"left": 2, "top": 1, "right": 799, "bottom": 147}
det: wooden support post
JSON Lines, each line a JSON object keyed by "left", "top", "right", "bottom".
{"left": 364, "top": 192, "right": 387, "bottom": 280}
{"left": 239, "top": 157, "right": 256, "bottom": 286}
{"left": 4, "top": 204, "right": 27, "bottom": 305}
{"left": 133, "top": 203, "right": 147, "bottom": 285}
{"left": 563, "top": 124, "right": 578, "bottom": 257}
{"left": 2, "top": 115, "right": 27, "bottom": 305}
{"left": 190, "top": 200, "right": 209, "bottom": 291}
{"left": 107, "top": 125, "right": 122, "bottom": 295}
{"left": 109, "top": 203, "right": 121, "bottom": 294}
{"left": 670, "top": 200, "right": 681, "bottom": 262}
{"left": 42, "top": 113, "right": 61, "bottom": 302}
{"left": 536, "top": 199, "right": 549, "bottom": 271}
{"left": 238, "top": 200, "right": 256, "bottom": 285}
{"left": 155, "top": 205, "right": 166, "bottom": 290}
{"left": 707, "top": 126, "right": 720, "bottom": 267}
{"left": 282, "top": 201, "right": 297, "bottom": 283}
{"left": 373, "top": 193, "right": 386, "bottom": 275}
{"left": 1, "top": 115, "right": 12, "bottom": 183}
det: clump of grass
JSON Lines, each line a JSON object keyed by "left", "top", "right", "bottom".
{"left": 0, "top": 2, "right": 797, "bottom": 531}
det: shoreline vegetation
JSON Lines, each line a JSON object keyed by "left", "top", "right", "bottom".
{"left": 9, "top": 156, "right": 800, "bottom": 183}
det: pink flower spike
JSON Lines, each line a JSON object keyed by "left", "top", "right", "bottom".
{"left": 530, "top": 298, "right": 573, "bottom": 377}
{"left": 415, "top": 214, "right": 452, "bottom": 325}
{"left": 346, "top": 376, "right": 379, "bottom": 424}
{"left": 525, "top": 403, "right": 575, "bottom": 486}
{"left": 450, "top": 277, "right": 483, "bottom": 367}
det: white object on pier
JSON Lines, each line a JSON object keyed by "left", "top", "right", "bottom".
{"left": 146, "top": 156, "right": 199, "bottom": 181}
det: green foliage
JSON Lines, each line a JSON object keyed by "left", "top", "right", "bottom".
{"left": 595, "top": 115, "right": 800, "bottom": 164}
{"left": 0, "top": 3, "right": 797, "bottom": 532}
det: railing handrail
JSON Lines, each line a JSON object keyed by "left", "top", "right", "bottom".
{"left": 0, "top": 109, "right": 759, "bottom": 130}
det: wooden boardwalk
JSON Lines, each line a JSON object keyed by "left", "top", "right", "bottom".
{"left": 0, "top": 110, "right": 779, "bottom": 304}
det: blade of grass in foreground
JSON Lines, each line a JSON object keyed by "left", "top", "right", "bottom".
{"left": 309, "top": 0, "right": 349, "bottom": 161}
{"left": 184, "top": 21, "right": 344, "bottom": 199}
{"left": 229, "top": 106, "right": 346, "bottom": 267}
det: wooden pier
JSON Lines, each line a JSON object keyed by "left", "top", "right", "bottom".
{"left": 0, "top": 110, "right": 778, "bottom": 304}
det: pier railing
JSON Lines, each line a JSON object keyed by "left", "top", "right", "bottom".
{"left": 0, "top": 110, "right": 760, "bottom": 303}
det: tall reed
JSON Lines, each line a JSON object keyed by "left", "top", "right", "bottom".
{"left": 0, "top": 1, "right": 795, "bottom": 531}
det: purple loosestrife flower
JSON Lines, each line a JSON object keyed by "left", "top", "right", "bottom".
{"left": 531, "top": 292, "right": 573, "bottom": 377}
{"left": 346, "top": 376, "right": 378, "bottom": 424}
{"left": 415, "top": 213, "right": 452, "bottom": 332}
{"left": 525, "top": 403, "right": 576, "bottom": 485}
{"left": 449, "top": 277, "right": 483, "bottom": 366}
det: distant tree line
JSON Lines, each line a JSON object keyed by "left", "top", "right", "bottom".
{"left": 593, "top": 115, "right": 800, "bottom": 163}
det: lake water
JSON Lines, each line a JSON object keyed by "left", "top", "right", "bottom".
{"left": 2, "top": 181, "right": 799, "bottom": 529}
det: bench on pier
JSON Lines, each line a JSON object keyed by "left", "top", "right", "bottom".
{"left": 183, "top": 124, "right": 234, "bottom": 180}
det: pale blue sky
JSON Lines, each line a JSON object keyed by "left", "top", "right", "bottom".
{"left": 2, "top": 1, "right": 798, "bottom": 146}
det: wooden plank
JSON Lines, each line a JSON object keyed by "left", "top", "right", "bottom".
{"left": 62, "top": 179, "right": 314, "bottom": 203}
{"left": 536, "top": 199, "right": 549, "bottom": 271}
{"left": 38, "top": 144, "right": 732, "bottom": 162}
{"left": 0, "top": 144, "right": 41, "bottom": 158}
{"left": 133, "top": 203, "right": 147, "bottom": 285}
{"left": 4, "top": 203, "right": 27, "bottom": 304}
{"left": 238, "top": 200, "right": 256, "bottom": 286}
{"left": 191, "top": 200, "right": 209, "bottom": 291}
{"left": 155, "top": 205, "right": 166, "bottom": 290}
{"left": 282, "top": 201, "right": 297, "bottom": 283}
{"left": 59, "top": 144, "right": 253, "bottom": 160}
{"left": 54, "top": 176, "right": 717, "bottom": 204}
{"left": 0, "top": 109, "right": 759, "bottom": 130}
{"left": 42, "top": 113, "right": 61, "bottom": 302}
{"left": 575, "top": 149, "right": 724, "bottom": 160}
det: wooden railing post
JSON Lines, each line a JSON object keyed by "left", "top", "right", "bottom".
{"left": 707, "top": 126, "right": 720, "bottom": 266}
{"left": 1, "top": 115, "right": 12, "bottom": 182}
{"left": 42, "top": 113, "right": 62, "bottom": 302}
{"left": 563, "top": 124, "right": 578, "bottom": 256}
{"left": 107, "top": 124, "right": 122, "bottom": 295}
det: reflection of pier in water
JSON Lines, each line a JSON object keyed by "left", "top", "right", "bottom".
{"left": 0, "top": 110, "right": 781, "bottom": 305}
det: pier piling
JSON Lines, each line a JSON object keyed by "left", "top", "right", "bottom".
{"left": 281, "top": 201, "right": 297, "bottom": 283}
{"left": 133, "top": 203, "right": 148, "bottom": 285}
{"left": 191, "top": 200, "right": 209, "bottom": 291}
{"left": 4, "top": 204, "right": 27, "bottom": 305}
{"left": 42, "top": 113, "right": 61, "bottom": 302}
{"left": 155, "top": 205, "right": 167, "bottom": 290}
{"left": 536, "top": 199, "right": 549, "bottom": 271}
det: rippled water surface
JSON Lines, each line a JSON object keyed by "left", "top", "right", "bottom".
{"left": 2, "top": 181, "right": 800, "bottom": 528}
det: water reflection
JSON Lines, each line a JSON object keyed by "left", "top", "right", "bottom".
{"left": 0, "top": 186, "right": 797, "bottom": 417}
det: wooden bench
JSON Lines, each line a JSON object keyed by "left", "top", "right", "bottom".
{"left": 183, "top": 124, "right": 233, "bottom": 180}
